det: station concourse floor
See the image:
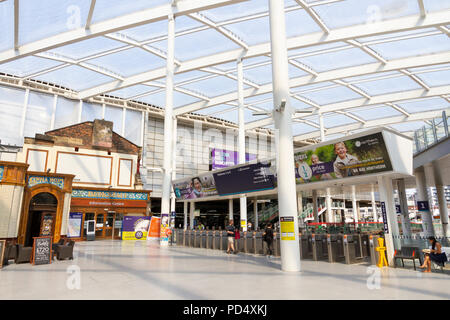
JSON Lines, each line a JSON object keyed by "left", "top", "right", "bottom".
{"left": 0, "top": 240, "right": 449, "bottom": 300}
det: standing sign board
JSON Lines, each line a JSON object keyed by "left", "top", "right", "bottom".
{"left": 380, "top": 202, "right": 389, "bottom": 234}
{"left": 68, "top": 212, "right": 83, "bottom": 238}
{"left": 32, "top": 236, "right": 52, "bottom": 265}
{"left": 86, "top": 220, "right": 96, "bottom": 241}
{"left": 0, "top": 240, "right": 5, "bottom": 269}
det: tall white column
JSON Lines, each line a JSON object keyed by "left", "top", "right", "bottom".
{"left": 237, "top": 58, "right": 247, "bottom": 232}
{"left": 161, "top": 14, "right": 175, "bottom": 245}
{"left": 432, "top": 161, "right": 449, "bottom": 237}
{"left": 326, "top": 188, "right": 333, "bottom": 223}
{"left": 254, "top": 199, "right": 258, "bottom": 230}
{"left": 183, "top": 201, "right": 188, "bottom": 231}
{"left": 189, "top": 201, "right": 195, "bottom": 230}
{"left": 229, "top": 199, "right": 233, "bottom": 220}
{"left": 170, "top": 117, "right": 178, "bottom": 213}
{"left": 297, "top": 192, "right": 304, "bottom": 229}
{"left": 415, "top": 167, "right": 435, "bottom": 237}
{"left": 268, "top": 0, "right": 301, "bottom": 271}
{"left": 371, "top": 184, "right": 377, "bottom": 222}
{"left": 377, "top": 176, "right": 401, "bottom": 266}
{"left": 397, "top": 179, "right": 412, "bottom": 238}
{"left": 351, "top": 185, "right": 358, "bottom": 226}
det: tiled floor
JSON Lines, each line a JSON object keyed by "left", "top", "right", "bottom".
{"left": 1, "top": 240, "right": 449, "bottom": 300}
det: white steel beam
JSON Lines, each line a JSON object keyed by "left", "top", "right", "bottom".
{"left": 0, "top": 0, "right": 249, "bottom": 64}
{"left": 14, "top": 0, "right": 19, "bottom": 50}
{"left": 76, "top": 10, "right": 450, "bottom": 99}
{"left": 295, "top": 0, "right": 329, "bottom": 34}
{"left": 175, "top": 51, "right": 450, "bottom": 116}
{"left": 293, "top": 109, "right": 450, "bottom": 141}
{"left": 85, "top": 0, "right": 96, "bottom": 29}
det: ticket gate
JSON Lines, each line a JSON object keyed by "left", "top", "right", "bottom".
{"left": 200, "top": 231, "right": 207, "bottom": 248}
{"left": 254, "top": 232, "right": 264, "bottom": 255}
{"left": 236, "top": 232, "right": 245, "bottom": 253}
{"left": 369, "top": 235, "right": 382, "bottom": 265}
{"left": 221, "top": 231, "right": 228, "bottom": 251}
{"left": 177, "top": 229, "right": 184, "bottom": 246}
{"left": 274, "top": 233, "right": 281, "bottom": 257}
{"left": 343, "top": 234, "right": 365, "bottom": 264}
{"left": 312, "top": 234, "right": 328, "bottom": 261}
{"left": 299, "top": 233, "right": 312, "bottom": 259}
{"left": 206, "top": 231, "right": 213, "bottom": 249}
{"left": 244, "top": 232, "right": 254, "bottom": 254}
{"left": 213, "top": 231, "right": 220, "bottom": 250}
{"left": 327, "top": 234, "right": 345, "bottom": 263}
{"left": 359, "top": 234, "right": 370, "bottom": 259}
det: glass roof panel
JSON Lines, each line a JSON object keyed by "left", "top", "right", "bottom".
{"left": 407, "top": 63, "right": 450, "bottom": 73}
{"left": 107, "top": 85, "right": 158, "bottom": 100}
{"left": 85, "top": 47, "right": 166, "bottom": 77}
{"left": 389, "top": 121, "right": 427, "bottom": 132}
{"left": 91, "top": 0, "right": 169, "bottom": 24}
{"left": 285, "top": 7, "right": 322, "bottom": 37}
{"left": 225, "top": 16, "right": 270, "bottom": 46}
{"left": 245, "top": 93, "right": 273, "bottom": 104}
{"left": 19, "top": 0, "right": 92, "bottom": 45}
{"left": 139, "top": 90, "right": 202, "bottom": 109}
{"left": 424, "top": 0, "right": 450, "bottom": 12}
{"left": 243, "top": 64, "right": 273, "bottom": 85}
{"left": 0, "top": 56, "right": 62, "bottom": 77}
{"left": 350, "top": 105, "right": 403, "bottom": 120}
{"left": 356, "top": 28, "right": 438, "bottom": 44}
{"left": 352, "top": 75, "right": 422, "bottom": 96}
{"left": 300, "top": 85, "right": 363, "bottom": 105}
{"left": 368, "top": 34, "right": 450, "bottom": 60}
{"left": 0, "top": 0, "right": 13, "bottom": 52}
{"left": 174, "top": 70, "right": 212, "bottom": 85}
{"left": 47, "top": 36, "right": 125, "bottom": 60}
{"left": 295, "top": 47, "right": 377, "bottom": 72}
{"left": 416, "top": 69, "right": 450, "bottom": 87}
{"left": 292, "top": 81, "right": 336, "bottom": 92}
{"left": 313, "top": 0, "right": 419, "bottom": 30}
{"left": 202, "top": 0, "right": 268, "bottom": 21}
{"left": 323, "top": 113, "right": 358, "bottom": 127}
{"left": 34, "top": 65, "right": 113, "bottom": 91}
{"left": 181, "top": 75, "right": 238, "bottom": 97}
{"left": 196, "top": 104, "right": 235, "bottom": 116}
{"left": 396, "top": 97, "right": 449, "bottom": 113}
{"left": 342, "top": 71, "right": 401, "bottom": 83}
{"left": 292, "top": 122, "right": 317, "bottom": 136}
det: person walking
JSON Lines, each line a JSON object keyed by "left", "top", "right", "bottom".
{"left": 263, "top": 223, "right": 274, "bottom": 257}
{"left": 234, "top": 227, "right": 241, "bottom": 254}
{"left": 226, "top": 220, "right": 236, "bottom": 254}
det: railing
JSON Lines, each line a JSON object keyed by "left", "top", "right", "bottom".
{"left": 413, "top": 110, "right": 449, "bottom": 154}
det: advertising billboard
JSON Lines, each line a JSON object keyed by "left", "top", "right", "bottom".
{"left": 293, "top": 132, "right": 392, "bottom": 184}
{"left": 173, "top": 172, "right": 218, "bottom": 200}
{"left": 122, "top": 216, "right": 151, "bottom": 240}
{"left": 211, "top": 149, "right": 257, "bottom": 170}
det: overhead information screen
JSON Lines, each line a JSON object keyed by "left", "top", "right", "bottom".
{"left": 212, "top": 162, "right": 275, "bottom": 196}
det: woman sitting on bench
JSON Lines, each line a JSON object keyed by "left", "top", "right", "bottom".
{"left": 420, "top": 236, "right": 447, "bottom": 273}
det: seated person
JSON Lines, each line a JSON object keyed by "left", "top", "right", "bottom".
{"left": 420, "top": 236, "right": 447, "bottom": 272}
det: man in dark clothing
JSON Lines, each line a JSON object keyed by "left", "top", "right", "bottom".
{"left": 263, "top": 223, "right": 274, "bottom": 256}
{"left": 226, "top": 220, "right": 236, "bottom": 254}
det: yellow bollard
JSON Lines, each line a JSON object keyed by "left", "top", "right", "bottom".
{"left": 375, "top": 237, "right": 388, "bottom": 268}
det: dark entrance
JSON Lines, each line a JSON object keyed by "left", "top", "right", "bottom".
{"left": 25, "top": 192, "right": 58, "bottom": 246}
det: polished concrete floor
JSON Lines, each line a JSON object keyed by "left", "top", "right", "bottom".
{"left": 1, "top": 240, "right": 449, "bottom": 300}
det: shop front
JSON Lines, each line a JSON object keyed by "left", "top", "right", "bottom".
{"left": 68, "top": 187, "right": 151, "bottom": 241}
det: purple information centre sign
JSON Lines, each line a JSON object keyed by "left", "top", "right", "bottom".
{"left": 211, "top": 149, "right": 257, "bottom": 170}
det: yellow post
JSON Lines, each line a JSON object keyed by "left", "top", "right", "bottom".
{"left": 375, "top": 237, "right": 388, "bottom": 267}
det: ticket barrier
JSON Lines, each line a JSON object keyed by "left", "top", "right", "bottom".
{"left": 221, "top": 231, "right": 228, "bottom": 251}
{"left": 327, "top": 234, "right": 345, "bottom": 263}
{"left": 254, "top": 232, "right": 264, "bottom": 255}
{"left": 299, "top": 233, "right": 312, "bottom": 260}
{"left": 177, "top": 229, "right": 184, "bottom": 246}
{"left": 245, "top": 232, "right": 254, "bottom": 254}
{"left": 200, "top": 231, "right": 207, "bottom": 248}
{"left": 206, "top": 231, "right": 213, "bottom": 249}
{"left": 273, "top": 233, "right": 281, "bottom": 257}
{"left": 359, "top": 234, "right": 371, "bottom": 259}
{"left": 312, "top": 234, "right": 328, "bottom": 261}
{"left": 343, "top": 234, "right": 365, "bottom": 264}
{"left": 236, "top": 232, "right": 245, "bottom": 253}
{"left": 213, "top": 231, "right": 220, "bottom": 250}
{"left": 368, "top": 235, "right": 382, "bottom": 266}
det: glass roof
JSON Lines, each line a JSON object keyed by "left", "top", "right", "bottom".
{"left": 0, "top": 0, "right": 449, "bottom": 141}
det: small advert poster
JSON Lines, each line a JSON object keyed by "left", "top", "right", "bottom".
{"left": 280, "top": 216, "right": 295, "bottom": 241}
{"left": 147, "top": 216, "right": 160, "bottom": 240}
{"left": 160, "top": 214, "right": 170, "bottom": 243}
{"left": 67, "top": 212, "right": 83, "bottom": 238}
{"left": 122, "top": 216, "right": 151, "bottom": 240}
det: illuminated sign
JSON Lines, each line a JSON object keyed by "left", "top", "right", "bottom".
{"left": 28, "top": 175, "right": 65, "bottom": 189}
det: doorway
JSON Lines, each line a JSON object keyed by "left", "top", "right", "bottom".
{"left": 25, "top": 192, "right": 58, "bottom": 246}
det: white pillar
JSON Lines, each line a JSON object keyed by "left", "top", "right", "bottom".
{"left": 161, "top": 13, "right": 175, "bottom": 245}
{"left": 297, "top": 192, "right": 305, "bottom": 229}
{"left": 326, "top": 188, "right": 333, "bottom": 223}
{"left": 397, "top": 179, "right": 412, "bottom": 238}
{"left": 432, "top": 161, "right": 449, "bottom": 237}
{"left": 170, "top": 117, "right": 178, "bottom": 213}
{"left": 189, "top": 201, "right": 195, "bottom": 230}
{"left": 371, "top": 184, "right": 377, "bottom": 222}
{"left": 377, "top": 176, "right": 401, "bottom": 266}
{"left": 254, "top": 199, "right": 258, "bottom": 230}
{"left": 183, "top": 201, "right": 188, "bottom": 231}
{"left": 228, "top": 199, "right": 233, "bottom": 220}
{"left": 237, "top": 58, "right": 247, "bottom": 232}
{"left": 312, "top": 190, "right": 319, "bottom": 223}
{"left": 415, "top": 167, "right": 435, "bottom": 237}
{"left": 268, "top": 0, "right": 301, "bottom": 271}
{"left": 351, "top": 185, "right": 358, "bottom": 225}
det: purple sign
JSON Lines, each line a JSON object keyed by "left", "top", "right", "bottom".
{"left": 211, "top": 149, "right": 257, "bottom": 170}
{"left": 122, "top": 216, "right": 151, "bottom": 240}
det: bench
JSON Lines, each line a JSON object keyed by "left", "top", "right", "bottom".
{"left": 394, "top": 246, "right": 422, "bottom": 270}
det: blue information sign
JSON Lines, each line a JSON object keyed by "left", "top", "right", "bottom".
{"left": 380, "top": 202, "right": 389, "bottom": 234}
{"left": 395, "top": 205, "right": 401, "bottom": 214}
{"left": 417, "top": 201, "right": 430, "bottom": 212}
